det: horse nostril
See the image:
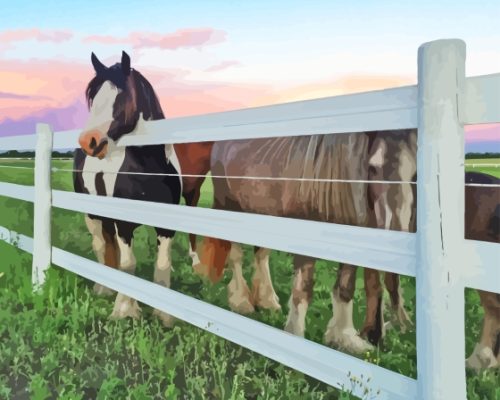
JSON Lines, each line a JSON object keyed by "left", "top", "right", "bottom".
{"left": 89, "top": 137, "right": 97, "bottom": 149}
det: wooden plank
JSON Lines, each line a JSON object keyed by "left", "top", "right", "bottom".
{"left": 463, "top": 74, "right": 500, "bottom": 125}
{"left": 52, "top": 190, "right": 417, "bottom": 277}
{"left": 416, "top": 39, "right": 467, "bottom": 400}
{"left": 0, "top": 182, "right": 35, "bottom": 202}
{"left": 463, "top": 240, "right": 500, "bottom": 293}
{"left": 119, "top": 85, "right": 417, "bottom": 146}
{"left": 32, "top": 123, "right": 53, "bottom": 289}
{"left": 0, "top": 226, "right": 34, "bottom": 253}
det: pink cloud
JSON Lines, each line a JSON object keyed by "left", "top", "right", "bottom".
{"left": 0, "top": 59, "right": 91, "bottom": 123}
{"left": 465, "top": 124, "right": 500, "bottom": 143}
{"left": 0, "top": 28, "right": 73, "bottom": 44}
{"left": 84, "top": 28, "right": 226, "bottom": 50}
{"left": 204, "top": 60, "right": 241, "bottom": 72}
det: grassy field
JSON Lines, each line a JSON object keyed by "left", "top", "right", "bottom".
{"left": 465, "top": 158, "right": 500, "bottom": 178}
{"left": 0, "top": 158, "right": 498, "bottom": 399}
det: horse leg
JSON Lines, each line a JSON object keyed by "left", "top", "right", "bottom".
{"left": 466, "top": 290, "right": 500, "bottom": 370}
{"left": 251, "top": 247, "right": 281, "bottom": 311}
{"left": 325, "top": 264, "right": 374, "bottom": 353}
{"left": 85, "top": 215, "right": 117, "bottom": 296}
{"left": 151, "top": 228, "right": 176, "bottom": 327}
{"left": 227, "top": 243, "right": 254, "bottom": 314}
{"left": 384, "top": 272, "right": 412, "bottom": 333}
{"left": 193, "top": 236, "right": 231, "bottom": 283}
{"left": 110, "top": 222, "right": 141, "bottom": 320}
{"left": 183, "top": 188, "right": 201, "bottom": 267}
{"left": 284, "top": 255, "right": 315, "bottom": 337}
{"left": 360, "top": 268, "right": 385, "bottom": 346}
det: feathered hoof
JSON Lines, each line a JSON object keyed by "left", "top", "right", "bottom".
{"left": 153, "top": 309, "right": 176, "bottom": 328}
{"left": 390, "top": 304, "right": 413, "bottom": 334}
{"left": 466, "top": 344, "right": 499, "bottom": 370}
{"left": 93, "top": 283, "right": 115, "bottom": 297}
{"left": 110, "top": 296, "right": 142, "bottom": 320}
{"left": 324, "top": 322, "right": 374, "bottom": 354}
{"left": 228, "top": 282, "right": 255, "bottom": 314}
{"left": 255, "top": 296, "right": 282, "bottom": 311}
{"left": 252, "top": 284, "right": 282, "bottom": 312}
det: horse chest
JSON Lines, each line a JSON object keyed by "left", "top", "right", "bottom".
{"left": 82, "top": 148, "right": 126, "bottom": 196}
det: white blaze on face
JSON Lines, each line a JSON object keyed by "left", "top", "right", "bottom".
{"left": 81, "top": 81, "right": 125, "bottom": 196}
{"left": 85, "top": 81, "right": 119, "bottom": 137}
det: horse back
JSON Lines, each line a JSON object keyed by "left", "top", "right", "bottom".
{"left": 465, "top": 172, "right": 500, "bottom": 243}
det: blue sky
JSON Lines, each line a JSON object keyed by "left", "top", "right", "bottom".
{"left": 0, "top": 1, "right": 498, "bottom": 151}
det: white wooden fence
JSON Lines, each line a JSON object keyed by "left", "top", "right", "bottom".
{"left": 0, "top": 39, "right": 499, "bottom": 399}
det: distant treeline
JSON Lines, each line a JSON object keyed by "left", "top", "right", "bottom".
{"left": 464, "top": 152, "right": 500, "bottom": 159}
{"left": 0, "top": 150, "right": 74, "bottom": 158}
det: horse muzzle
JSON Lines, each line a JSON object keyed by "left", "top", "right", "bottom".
{"left": 79, "top": 130, "right": 109, "bottom": 159}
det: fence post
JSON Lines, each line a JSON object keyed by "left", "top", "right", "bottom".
{"left": 416, "top": 39, "right": 466, "bottom": 399}
{"left": 32, "top": 123, "right": 53, "bottom": 289}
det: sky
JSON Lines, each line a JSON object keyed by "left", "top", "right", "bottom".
{"left": 0, "top": 0, "right": 498, "bottom": 152}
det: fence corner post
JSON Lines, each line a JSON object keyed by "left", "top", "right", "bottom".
{"left": 416, "top": 39, "right": 466, "bottom": 399}
{"left": 32, "top": 123, "right": 53, "bottom": 290}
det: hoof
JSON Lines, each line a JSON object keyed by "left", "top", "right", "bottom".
{"left": 324, "top": 320, "right": 374, "bottom": 354}
{"left": 153, "top": 309, "right": 175, "bottom": 328}
{"left": 252, "top": 285, "right": 282, "bottom": 311}
{"left": 110, "top": 295, "right": 141, "bottom": 320}
{"left": 228, "top": 294, "right": 255, "bottom": 314}
{"left": 390, "top": 304, "right": 412, "bottom": 333}
{"left": 254, "top": 293, "right": 282, "bottom": 311}
{"left": 228, "top": 279, "right": 254, "bottom": 314}
{"left": 93, "top": 283, "right": 115, "bottom": 296}
{"left": 284, "top": 319, "right": 305, "bottom": 337}
{"left": 466, "top": 344, "right": 499, "bottom": 370}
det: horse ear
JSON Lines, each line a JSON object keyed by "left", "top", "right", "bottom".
{"left": 121, "top": 51, "right": 131, "bottom": 76}
{"left": 91, "top": 52, "right": 107, "bottom": 75}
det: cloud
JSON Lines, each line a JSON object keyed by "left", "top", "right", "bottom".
{"left": 0, "top": 99, "right": 87, "bottom": 137}
{"left": 0, "top": 28, "right": 73, "bottom": 44}
{"left": 0, "top": 59, "right": 91, "bottom": 123}
{"left": 0, "top": 91, "right": 48, "bottom": 100}
{"left": 250, "top": 74, "right": 415, "bottom": 106}
{"left": 465, "top": 124, "right": 500, "bottom": 143}
{"left": 204, "top": 60, "right": 241, "bottom": 72}
{"left": 84, "top": 28, "right": 226, "bottom": 50}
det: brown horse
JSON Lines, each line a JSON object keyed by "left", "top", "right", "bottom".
{"left": 357, "top": 171, "right": 500, "bottom": 369}
{"left": 194, "top": 129, "right": 417, "bottom": 353}
{"left": 174, "top": 142, "right": 213, "bottom": 266}
{"left": 195, "top": 132, "right": 499, "bottom": 367}
{"left": 463, "top": 172, "right": 500, "bottom": 370}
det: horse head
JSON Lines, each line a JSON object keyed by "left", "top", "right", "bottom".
{"left": 79, "top": 51, "right": 164, "bottom": 159}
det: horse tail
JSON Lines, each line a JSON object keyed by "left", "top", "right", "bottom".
{"left": 193, "top": 236, "right": 232, "bottom": 283}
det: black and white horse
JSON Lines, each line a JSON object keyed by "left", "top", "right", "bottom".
{"left": 73, "top": 51, "right": 181, "bottom": 326}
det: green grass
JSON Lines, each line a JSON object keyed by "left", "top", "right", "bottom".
{"left": 465, "top": 158, "right": 500, "bottom": 178}
{"left": 0, "top": 159, "right": 498, "bottom": 399}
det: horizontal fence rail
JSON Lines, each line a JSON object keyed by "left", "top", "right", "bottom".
{"left": 0, "top": 225, "right": 417, "bottom": 400}
{"left": 1, "top": 181, "right": 497, "bottom": 293}
{"left": 51, "top": 189, "right": 417, "bottom": 277}
{"left": 463, "top": 73, "right": 500, "bottom": 125}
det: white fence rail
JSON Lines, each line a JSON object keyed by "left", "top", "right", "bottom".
{"left": 0, "top": 39, "right": 499, "bottom": 400}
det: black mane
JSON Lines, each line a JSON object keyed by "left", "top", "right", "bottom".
{"left": 86, "top": 65, "right": 163, "bottom": 119}
{"left": 85, "top": 64, "right": 164, "bottom": 141}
